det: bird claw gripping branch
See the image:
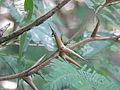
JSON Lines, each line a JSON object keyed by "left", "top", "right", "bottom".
{"left": 49, "top": 25, "right": 86, "bottom": 68}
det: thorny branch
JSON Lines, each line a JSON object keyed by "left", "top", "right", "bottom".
{"left": 65, "top": 0, "right": 113, "bottom": 44}
{"left": 69, "top": 35, "right": 120, "bottom": 49}
{"left": 0, "top": 0, "right": 71, "bottom": 44}
{"left": 91, "top": 20, "right": 100, "bottom": 37}
{"left": 0, "top": 33, "right": 120, "bottom": 81}
{"left": 0, "top": 51, "right": 58, "bottom": 81}
{"left": 0, "top": 0, "right": 120, "bottom": 88}
{"left": 0, "top": 0, "right": 71, "bottom": 81}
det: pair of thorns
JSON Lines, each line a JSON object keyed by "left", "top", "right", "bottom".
{"left": 0, "top": 23, "right": 86, "bottom": 68}
{"left": 49, "top": 20, "right": 100, "bottom": 68}
{"left": 49, "top": 25, "right": 86, "bottom": 68}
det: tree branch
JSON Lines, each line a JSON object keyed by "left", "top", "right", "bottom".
{"left": 0, "top": 0, "right": 119, "bottom": 82}
{"left": 0, "top": 34, "right": 120, "bottom": 81}
{"left": 0, "top": 0, "right": 71, "bottom": 81}
{"left": 69, "top": 35, "right": 120, "bottom": 49}
{"left": 0, "top": 0, "right": 71, "bottom": 44}
{"left": 0, "top": 51, "right": 58, "bottom": 81}
{"left": 65, "top": 1, "right": 109, "bottom": 44}
{"left": 91, "top": 20, "right": 100, "bottom": 37}
{"left": 7, "top": 42, "right": 45, "bottom": 47}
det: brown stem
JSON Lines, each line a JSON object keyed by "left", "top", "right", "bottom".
{"left": 0, "top": 51, "right": 58, "bottom": 81}
{"left": 61, "top": 52, "right": 82, "bottom": 68}
{"left": 22, "top": 76, "right": 38, "bottom": 90}
{"left": 69, "top": 35, "right": 120, "bottom": 49}
{"left": 91, "top": 20, "right": 100, "bottom": 37}
{"left": 65, "top": 1, "right": 109, "bottom": 44}
{"left": 95, "top": 2, "right": 108, "bottom": 14}
{"left": 0, "top": 0, "right": 71, "bottom": 44}
{"left": 6, "top": 42, "right": 45, "bottom": 47}
{"left": 0, "top": 34, "right": 119, "bottom": 81}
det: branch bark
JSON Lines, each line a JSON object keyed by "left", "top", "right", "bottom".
{"left": 69, "top": 35, "right": 120, "bottom": 49}
{"left": 0, "top": 0, "right": 71, "bottom": 44}
{"left": 91, "top": 20, "right": 100, "bottom": 37}
{"left": 0, "top": 34, "right": 120, "bottom": 81}
{"left": 0, "top": 0, "right": 119, "bottom": 83}
{"left": 0, "top": 35, "right": 120, "bottom": 81}
{"left": 65, "top": 1, "right": 109, "bottom": 44}
{"left": 0, "top": 51, "right": 58, "bottom": 81}
{"left": 0, "top": 0, "right": 71, "bottom": 81}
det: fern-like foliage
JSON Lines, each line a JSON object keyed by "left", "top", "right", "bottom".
{"left": 86, "top": 0, "right": 120, "bottom": 27}
{"left": 42, "top": 57, "right": 120, "bottom": 90}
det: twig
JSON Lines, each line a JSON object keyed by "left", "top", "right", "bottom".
{"left": 0, "top": 0, "right": 119, "bottom": 82}
{"left": 95, "top": 2, "right": 108, "bottom": 14}
{"left": 65, "top": 1, "right": 109, "bottom": 44}
{"left": 91, "top": 20, "right": 100, "bottom": 37}
{"left": 64, "top": 22, "right": 90, "bottom": 45}
{"left": 0, "top": 34, "right": 120, "bottom": 81}
{"left": 0, "top": 0, "right": 71, "bottom": 44}
{"left": 36, "top": 72, "right": 45, "bottom": 80}
{"left": 6, "top": 42, "right": 45, "bottom": 47}
{"left": 22, "top": 76, "right": 38, "bottom": 90}
{"left": 0, "top": 0, "right": 71, "bottom": 81}
{"left": 0, "top": 23, "right": 10, "bottom": 37}
{"left": 69, "top": 35, "right": 120, "bottom": 49}
{"left": 21, "top": 55, "right": 45, "bottom": 90}
{"left": 0, "top": 51, "right": 58, "bottom": 81}
{"left": 31, "top": 55, "right": 46, "bottom": 68}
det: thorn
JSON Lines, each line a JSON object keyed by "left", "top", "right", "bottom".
{"left": 91, "top": 20, "right": 100, "bottom": 37}
{"left": 36, "top": 72, "right": 45, "bottom": 80}
{"left": 48, "top": 24, "right": 86, "bottom": 62}
{"left": 62, "top": 47, "right": 86, "bottom": 61}
{"left": 22, "top": 76, "right": 38, "bottom": 90}
{"left": 96, "top": 34, "right": 102, "bottom": 37}
{"left": 49, "top": 24, "right": 64, "bottom": 48}
{"left": 48, "top": 24, "right": 56, "bottom": 37}
{"left": 62, "top": 53, "right": 82, "bottom": 68}
{"left": 116, "top": 35, "right": 120, "bottom": 41}
{"left": 31, "top": 55, "right": 46, "bottom": 68}
{"left": 0, "top": 23, "right": 10, "bottom": 37}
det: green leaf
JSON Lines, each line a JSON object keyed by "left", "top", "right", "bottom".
{"left": 0, "top": 45, "right": 47, "bottom": 67}
{"left": 100, "top": 7, "right": 120, "bottom": 25}
{"left": 3, "top": 4, "right": 23, "bottom": 23}
{"left": 18, "top": 56, "right": 27, "bottom": 72}
{"left": 19, "top": 32, "right": 31, "bottom": 57}
{"left": 75, "top": 5, "right": 90, "bottom": 20}
{"left": 33, "top": 0, "right": 45, "bottom": 13}
{"left": 18, "top": 32, "right": 31, "bottom": 72}
{"left": 30, "top": 20, "right": 59, "bottom": 51}
{"left": 100, "top": 14, "right": 117, "bottom": 25}
{"left": 77, "top": 32, "right": 115, "bottom": 57}
{"left": 42, "top": 58, "right": 120, "bottom": 90}
{"left": 85, "top": 0, "right": 96, "bottom": 10}
{"left": 85, "top": 0, "right": 104, "bottom": 10}
{"left": 33, "top": 0, "right": 53, "bottom": 14}
{"left": 0, "top": 88, "right": 4, "bottom": 90}
{"left": 24, "top": 0, "right": 33, "bottom": 11}
{"left": 0, "top": 56, "right": 17, "bottom": 75}
{"left": 109, "top": 5, "right": 120, "bottom": 15}
{"left": 0, "top": 45, "right": 19, "bottom": 57}
{"left": 24, "top": 0, "right": 33, "bottom": 19}
{"left": 86, "top": 0, "right": 120, "bottom": 28}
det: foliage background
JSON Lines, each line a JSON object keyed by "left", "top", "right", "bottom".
{"left": 0, "top": 0, "right": 120, "bottom": 90}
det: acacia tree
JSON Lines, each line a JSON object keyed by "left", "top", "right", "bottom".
{"left": 0, "top": 0, "right": 120, "bottom": 90}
